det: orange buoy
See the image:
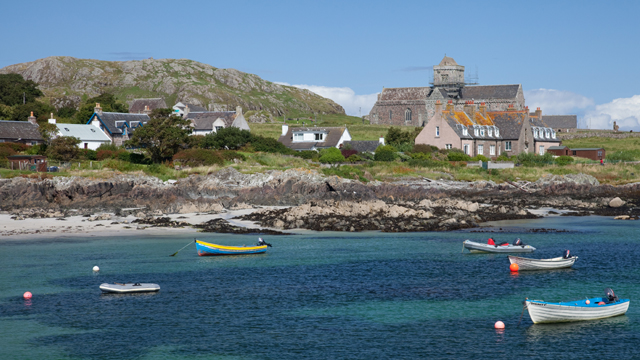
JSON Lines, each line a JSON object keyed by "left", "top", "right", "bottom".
{"left": 510, "top": 263, "right": 519, "bottom": 272}
{"left": 598, "top": 301, "right": 605, "bottom": 305}
{"left": 494, "top": 321, "right": 505, "bottom": 329}
{"left": 586, "top": 300, "right": 590, "bottom": 305}
{"left": 23, "top": 292, "right": 32, "bottom": 299}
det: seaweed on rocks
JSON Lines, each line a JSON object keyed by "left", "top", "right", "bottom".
{"left": 193, "top": 218, "right": 290, "bottom": 235}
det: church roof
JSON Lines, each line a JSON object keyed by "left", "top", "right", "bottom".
{"left": 461, "top": 85, "right": 520, "bottom": 100}
{"left": 542, "top": 115, "right": 577, "bottom": 129}
{"left": 439, "top": 56, "right": 458, "bottom": 66}
{"left": 379, "top": 87, "right": 431, "bottom": 101}
{"left": 129, "top": 98, "right": 167, "bottom": 113}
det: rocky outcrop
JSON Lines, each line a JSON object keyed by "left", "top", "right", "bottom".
{"left": 0, "top": 56, "right": 345, "bottom": 116}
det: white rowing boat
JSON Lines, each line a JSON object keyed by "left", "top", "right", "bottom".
{"left": 525, "top": 289, "right": 630, "bottom": 324}
{"left": 99, "top": 282, "right": 160, "bottom": 294}
{"left": 463, "top": 239, "right": 536, "bottom": 253}
{"left": 508, "top": 255, "right": 577, "bottom": 270}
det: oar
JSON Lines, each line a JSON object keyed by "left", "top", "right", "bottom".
{"left": 517, "top": 299, "right": 528, "bottom": 327}
{"left": 170, "top": 239, "right": 195, "bottom": 256}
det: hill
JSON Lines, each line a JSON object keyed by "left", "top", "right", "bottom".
{"left": 0, "top": 56, "right": 344, "bottom": 117}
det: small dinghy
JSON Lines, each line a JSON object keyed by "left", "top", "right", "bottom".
{"left": 525, "top": 288, "right": 630, "bottom": 324}
{"left": 195, "top": 238, "right": 271, "bottom": 256}
{"left": 509, "top": 250, "right": 577, "bottom": 270}
{"left": 463, "top": 238, "right": 535, "bottom": 253}
{"left": 99, "top": 283, "right": 160, "bottom": 294}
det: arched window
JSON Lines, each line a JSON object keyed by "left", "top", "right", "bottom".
{"left": 405, "top": 109, "right": 412, "bottom": 122}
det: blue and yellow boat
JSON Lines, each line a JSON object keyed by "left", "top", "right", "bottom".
{"left": 195, "top": 239, "right": 269, "bottom": 256}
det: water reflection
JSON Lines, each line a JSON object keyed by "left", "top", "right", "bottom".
{"left": 526, "top": 315, "right": 630, "bottom": 341}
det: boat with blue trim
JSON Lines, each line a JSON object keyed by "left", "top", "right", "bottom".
{"left": 525, "top": 288, "right": 630, "bottom": 324}
{"left": 195, "top": 238, "right": 271, "bottom": 256}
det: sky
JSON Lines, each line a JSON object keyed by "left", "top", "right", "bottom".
{"left": 1, "top": 0, "right": 639, "bottom": 129}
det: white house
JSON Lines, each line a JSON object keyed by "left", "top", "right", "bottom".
{"left": 186, "top": 107, "right": 250, "bottom": 136}
{"left": 277, "top": 124, "right": 352, "bottom": 151}
{"left": 51, "top": 117, "right": 111, "bottom": 150}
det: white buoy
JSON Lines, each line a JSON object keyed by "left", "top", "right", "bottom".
{"left": 93, "top": 266, "right": 100, "bottom": 272}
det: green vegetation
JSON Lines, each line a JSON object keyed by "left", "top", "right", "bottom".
{"left": 319, "top": 148, "right": 345, "bottom": 164}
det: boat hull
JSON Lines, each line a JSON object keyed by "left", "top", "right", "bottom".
{"left": 463, "top": 240, "right": 536, "bottom": 253}
{"left": 195, "top": 240, "right": 267, "bottom": 256}
{"left": 526, "top": 298, "right": 630, "bottom": 324}
{"left": 508, "top": 256, "right": 577, "bottom": 270}
{"left": 99, "top": 283, "right": 160, "bottom": 293}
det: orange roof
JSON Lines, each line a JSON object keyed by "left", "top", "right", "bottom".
{"left": 473, "top": 112, "right": 495, "bottom": 126}
{"left": 452, "top": 111, "right": 474, "bottom": 126}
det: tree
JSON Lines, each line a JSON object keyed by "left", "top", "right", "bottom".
{"left": 0, "top": 74, "right": 43, "bottom": 106}
{"left": 150, "top": 108, "right": 173, "bottom": 119}
{"left": 374, "top": 145, "right": 398, "bottom": 161}
{"left": 11, "top": 101, "right": 56, "bottom": 121}
{"left": 319, "top": 147, "right": 345, "bottom": 164}
{"left": 74, "top": 93, "right": 128, "bottom": 123}
{"left": 46, "top": 136, "right": 81, "bottom": 161}
{"left": 125, "top": 115, "right": 192, "bottom": 163}
{"left": 38, "top": 122, "right": 59, "bottom": 144}
{"left": 201, "top": 127, "right": 253, "bottom": 150}
{"left": 385, "top": 127, "right": 415, "bottom": 146}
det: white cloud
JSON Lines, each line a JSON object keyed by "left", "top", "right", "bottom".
{"left": 524, "top": 88, "right": 594, "bottom": 115}
{"left": 583, "top": 95, "right": 640, "bottom": 131}
{"left": 276, "top": 82, "right": 378, "bottom": 116}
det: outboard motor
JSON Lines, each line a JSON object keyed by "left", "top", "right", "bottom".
{"left": 605, "top": 288, "right": 618, "bottom": 302}
{"left": 513, "top": 238, "right": 522, "bottom": 246}
{"left": 562, "top": 250, "right": 570, "bottom": 259}
{"left": 257, "top": 237, "right": 272, "bottom": 247}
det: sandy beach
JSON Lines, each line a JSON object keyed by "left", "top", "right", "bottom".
{"left": 0, "top": 208, "right": 279, "bottom": 240}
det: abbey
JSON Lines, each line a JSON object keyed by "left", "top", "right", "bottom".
{"left": 368, "top": 56, "right": 525, "bottom": 127}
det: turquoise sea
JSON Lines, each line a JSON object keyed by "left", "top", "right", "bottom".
{"left": 1, "top": 216, "right": 639, "bottom": 359}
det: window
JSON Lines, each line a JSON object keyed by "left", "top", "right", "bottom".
{"left": 474, "top": 128, "right": 479, "bottom": 136}
{"left": 495, "top": 128, "right": 500, "bottom": 137}
{"left": 552, "top": 131, "right": 556, "bottom": 139}
{"left": 545, "top": 130, "right": 550, "bottom": 138}
{"left": 534, "top": 129, "right": 539, "bottom": 138}
{"left": 539, "top": 145, "right": 544, "bottom": 155}
{"left": 293, "top": 133, "right": 303, "bottom": 141}
{"left": 405, "top": 109, "right": 412, "bottom": 122}
{"left": 498, "top": 145, "right": 501, "bottom": 155}
{"left": 462, "top": 128, "right": 468, "bottom": 136}
{"left": 478, "top": 144, "right": 484, "bottom": 155}
{"left": 573, "top": 150, "right": 577, "bottom": 155}
{"left": 480, "top": 128, "right": 485, "bottom": 136}
{"left": 490, "top": 145, "right": 495, "bottom": 155}
{"left": 436, "top": 126, "right": 440, "bottom": 137}
{"left": 315, "top": 133, "right": 324, "bottom": 141}
{"left": 488, "top": 129, "right": 492, "bottom": 137}
{"left": 389, "top": 110, "right": 392, "bottom": 120}
{"left": 463, "top": 144, "right": 469, "bottom": 155}
{"left": 215, "top": 126, "right": 224, "bottom": 132}
{"left": 598, "top": 150, "right": 603, "bottom": 157}
{"left": 445, "top": 144, "right": 452, "bottom": 149}
{"left": 505, "top": 141, "right": 512, "bottom": 151}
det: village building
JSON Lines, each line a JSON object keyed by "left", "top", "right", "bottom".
{"left": 7, "top": 155, "right": 47, "bottom": 172}
{"left": 528, "top": 108, "right": 562, "bottom": 155}
{"left": 278, "top": 124, "right": 351, "bottom": 151}
{"left": 369, "top": 56, "right": 525, "bottom": 127}
{"left": 541, "top": 115, "right": 578, "bottom": 133}
{"left": 52, "top": 120, "right": 111, "bottom": 150}
{"left": 129, "top": 98, "right": 167, "bottom": 114}
{"left": 86, "top": 103, "right": 150, "bottom": 146}
{"left": 185, "top": 107, "right": 250, "bottom": 136}
{"left": 547, "top": 147, "right": 605, "bottom": 161}
{"left": 173, "top": 102, "right": 207, "bottom": 117}
{"left": 342, "top": 138, "right": 385, "bottom": 153}
{"left": 0, "top": 112, "right": 44, "bottom": 145}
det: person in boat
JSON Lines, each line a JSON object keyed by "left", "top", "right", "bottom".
{"left": 605, "top": 288, "right": 618, "bottom": 303}
{"left": 513, "top": 238, "right": 523, "bottom": 246}
{"left": 562, "top": 250, "right": 571, "bottom": 259}
{"left": 257, "top": 237, "right": 272, "bottom": 247}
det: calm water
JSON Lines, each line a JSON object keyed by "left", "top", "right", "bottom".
{"left": 1, "top": 216, "right": 640, "bottom": 359}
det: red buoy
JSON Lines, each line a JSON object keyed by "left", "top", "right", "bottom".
{"left": 494, "top": 321, "right": 505, "bottom": 329}
{"left": 510, "top": 263, "right": 519, "bottom": 272}
{"left": 23, "top": 292, "right": 32, "bottom": 299}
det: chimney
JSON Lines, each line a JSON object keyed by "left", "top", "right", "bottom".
{"left": 282, "top": 124, "right": 289, "bottom": 136}
{"left": 435, "top": 100, "right": 443, "bottom": 117}
{"left": 94, "top": 103, "right": 103, "bottom": 116}
{"left": 184, "top": 105, "right": 190, "bottom": 118}
{"left": 48, "top": 113, "right": 56, "bottom": 124}
{"left": 464, "top": 101, "right": 475, "bottom": 119}
{"left": 446, "top": 100, "right": 454, "bottom": 114}
{"left": 28, "top": 111, "right": 37, "bottom": 125}
{"left": 479, "top": 102, "right": 487, "bottom": 117}
{"left": 535, "top": 107, "right": 542, "bottom": 118}
{"left": 143, "top": 105, "right": 152, "bottom": 115}
{"left": 507, "top": 104, "right": 516, "bottom": 112}
{"left": 379, "top": 136, "right": 385, "bottom": 146}
{"left": 236, "top": 106, "right": 243, "bottom": 115}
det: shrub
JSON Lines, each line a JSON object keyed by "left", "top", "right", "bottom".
{"left": 448, "top": 152, "right": 471, "bottom": 161}
{"left": 117, "top": 151, "right": 131, "bottom": 162}
{"left": 250, "top": 135, "right": 294, "bottom": 154}
{"left": 374, "top": 145, "right": 397, "bottom": 162}
{"left": 413, "top": 144, "right": 437, "bottom": 154}
{"left": 555, "top": 155, "right": 574, "bottom": 166}
{"left": 79, "top": 149, "right": 97, "bottom": 161}
{"left": 173, "top": 149, "right": 224, "bottom": 166}
{"left": 394, "top": 142, "right": 414, "bottom": 153}
{"left": 411, "top": 152, "right": 431, "bottom": 160}
{"left": 0, "top": 142, "right": 28, "bottom": 152}
{"left": 517, "top": 152, "right": 554, "bottom": 167}
{"left": 97, "top": 150, "right": 115, "bottom": 161}
{"left": 471, "top": 155, "right": 489, "bottom": 162}
{"left": 219, "top": 150, "right": 246, "bottom": 162}
{"left": 496, "top": 154, "right": 510, "bottom": 161}
{"left": 607, "top": 150, "right": 640, "bottom": 161}
{"left": 407, "top": 159, "right": 451, "bottom": 168}
{"left": 341, "top": 149, "right": 358, "bottom": 158}
{"left": 96, "top": 143, "right": 120, "bottom": 152}
{"left": 0, "top": 146, "right": 16, "bottom": 158}
{"left": 359, "top": 152, "right": 375, "bottom": 161}
{"left": 202, "top": 127, "right": 252, "bottom": 150}
{"left": 296, "top": 150, "right": 318, "bottom": 160}
{"left": 129, "top": 153, "right": 151, "bottom": 164}
{"left": 346, "top": 154, "right": 362, "bottom": 162}
{"left": 319, "top": 147, "right": 346, "bottom": 164}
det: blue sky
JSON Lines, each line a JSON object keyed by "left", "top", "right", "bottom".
{"left": 1, "top": 0, "right": 639, "bottom": 129}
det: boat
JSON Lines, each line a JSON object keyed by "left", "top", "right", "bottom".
{"left": 463, "top": 239, "right": 535, "bottom": 253}
{"left": 508, "top": 251, "right": 577, "bottom": 270}
{"left": 99, "top": 282, "right": 160, "bottom": 294}
{"left": 525, "top": 288, "right": 630, "bottom": 324}
{"left": 195, "top": 239, "right": 269, "bottom": 256}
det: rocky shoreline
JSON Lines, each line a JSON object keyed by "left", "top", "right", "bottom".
{"left": 1, "top": 168, "right": 639, "bottom": 234}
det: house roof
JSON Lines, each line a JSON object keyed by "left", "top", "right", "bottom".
{"left": 461, "top": 85, "right": 520, "bottom": 100}
{"left": 88, "top": 112, "right": 150, "bottom": 135}
{"left": 278, "top": 127, "right": 346, "bottom": 150}
{"left": 186, "top": 112, "right": 237, "bottom": 130}
{"left": 548, "top": 146, "right": 568, "bottom": 150}
{"left": 56, "top": 123, "right": 111, "bottom": 142}
{"left": 231, "top": 112, "right": 250, "bottom": 131}
{"left": 129, "top": 98, "right": 167, "bottom": 113}
{"left": 542, "top": 115, "right": 578, "bottom": 129}
{"left": 343, "top": 140, "right": 380, "bottom": 153}
{"left": 175, "top": 103, "right": 207, "bottom": 112}
{"left": 570, "top": 148, "right": 604, "bottom": 151}
{"left": 438, "top": 56, "right": 458, "bottom": 66}
{"left": 0, "top": 120, "right": 43, "bottom": 141}
{"left": 379, "top": 87, "right": 431, "bottom": 101}
{"left": 487, "top": 111, "right": 527, "bottom": 140}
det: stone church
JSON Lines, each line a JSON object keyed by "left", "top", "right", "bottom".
{"left": 368, "top": 56, "right": 525, "bottom": 127}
